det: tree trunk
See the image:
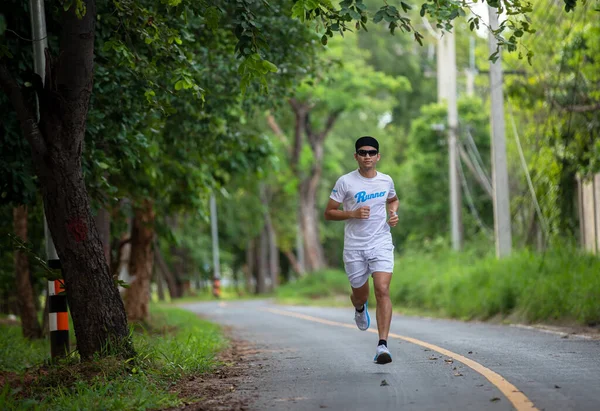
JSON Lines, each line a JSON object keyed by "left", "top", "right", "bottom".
{"left": 154, "top": 267, "right": 165, "bottom": 302}
{"left": 154, "top": 239, "right": 179, "bottom": 300}
{"left": 95, "top": 206, "right": 111, "bottom": 266}
{"left": 124, "top": 200, "right": 155, "bottom": 322}
{"left": 245, "top": 239, "right": 255, "bottom": 293}
{"left": 257, "top": 228, "right": 269, "bottom": 293}
{"left": 288, "top": 100, "right": 339, "bottom": 273}
{"left": 259, "top": 184, "right": 279, "bottom": 290}
{"left": 14, "top": 206, "right": 43, "bottom": 339}
{"left": 297, "top": 134, "right": 327, "bottom": 271}
{"left": 0, "top": 1, "right": 132, "bottom": 360}
{"left": 265, "top": 209, "right": 279, "bottom": 290}
{"left": 299, "top": 177, "right": 326, "bottom": 271}
{"left": 111, "top": 236, "right": 130, "bottom": 282}
{"left": 283, "top": 249, "right": 302, "bottom": 276}
{"left": 170, "top": 246, "right": 187, "bottom": 297}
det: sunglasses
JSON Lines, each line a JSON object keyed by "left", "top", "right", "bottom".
{"left": 357, "top": 149, "right": 378, "bottom": 157}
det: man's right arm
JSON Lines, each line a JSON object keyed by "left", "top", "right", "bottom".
{"left": 324, "top": 198, "right": 353, "bottom": 221}
{"left": 324, "top": 199, "right": 370, "bottom": 221}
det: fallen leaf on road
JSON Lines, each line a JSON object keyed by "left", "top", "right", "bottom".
{"left": 454, "top": 372, "right": 463, "bottom": 377}
{"left": 381, "top": 380, "right": 389, "bottom": 386}
{"left": 428, "top": 356, "right": 438, "bottom": 360}
{"left": 444, "top": 359, "right": 454, "bottom": 364}
{"left": 490, "top": 397, "right": 501, "bottom": 402}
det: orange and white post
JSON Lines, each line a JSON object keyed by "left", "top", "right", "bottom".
{"left": 48, "top": 279, "right": 69, "bottom": 358}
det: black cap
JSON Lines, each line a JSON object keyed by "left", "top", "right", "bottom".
{"left": 355, "top": 136, "right": 379, "bottom": 152}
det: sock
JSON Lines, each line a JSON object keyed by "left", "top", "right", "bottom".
{"left": 356, "top": 305, "right": 365, "bottom": 313}
{"left": 378, "top": 339, "right": 387, "bottom": 347}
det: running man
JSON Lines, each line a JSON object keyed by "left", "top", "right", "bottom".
{"left": 324, "top": 136, "right": 399, "bottom": 364}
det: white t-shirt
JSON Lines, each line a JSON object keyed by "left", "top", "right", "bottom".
{"left": 329, "top": 169, "right": 397, "bottom": 250}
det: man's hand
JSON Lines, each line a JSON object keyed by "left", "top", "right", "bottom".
{"left": 388, "top": 212, "right": 398, "bottom": 227}
{"left": 353, "top": 206, "right": 370, "bottom": 219}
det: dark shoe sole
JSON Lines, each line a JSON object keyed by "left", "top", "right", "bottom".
{"left": 375, "top": 353, "right": 392, "bottom": 364}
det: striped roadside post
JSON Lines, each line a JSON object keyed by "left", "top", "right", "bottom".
{"left": 212, "top": 277, "right": 221, "bottom": 298}
{"left": 48, "top": 260, "right": 69, "bottom": 358}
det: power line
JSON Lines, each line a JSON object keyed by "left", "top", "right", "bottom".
{"left": 507, "top": 98, "right": 550, "bottom": 240}
{"left": 464, "top": 127, "right": 492, "bottom": 187}
{"left": 457, "top": 152, "right": 493, "bottom": 235}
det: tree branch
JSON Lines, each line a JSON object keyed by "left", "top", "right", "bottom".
{"left": 318, "top": 111, "right": 341, "bottom": 143}
{"left": 0, "top": 64, "right": 47, "bottom": 156}
{"left": 265, "top": 113, "right": 288, "bottom": 146}
{"left": 289, "top": 98, "right": 308, "bottom": 172}
{"left": 552, "top": 98, "right": 600, "bottom": 113}
{"left": 305, "top": 111, "right": 313, "bottom": 143}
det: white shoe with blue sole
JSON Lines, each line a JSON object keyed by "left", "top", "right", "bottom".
{"left": 354, "top": 301, "right": 370, "bottom": 331}
{"left": 374, "top": 344, "right": 392, "bottom": 364}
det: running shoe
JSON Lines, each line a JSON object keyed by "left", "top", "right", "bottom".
{"left": 354, "top": 301, "right": 370, "bottom": 331}
{"left": 374, "top": 344, "right": 392, "bottom": 364}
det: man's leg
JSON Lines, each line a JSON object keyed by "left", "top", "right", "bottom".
{"left": 372, "top": 272, "right": 392, "bottom": 341}
{"left": 350, "top": 279, "right": 370, "bottom": 331}
{"left": 344, "top": 250, "right": 370, "bottom": 330}
{"left": 350, "top": 280, "right": 369, "bottom": 310}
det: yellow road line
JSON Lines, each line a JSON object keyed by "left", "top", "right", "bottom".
{"left": 262, "top": 307, "right": 538, "bottom": 411}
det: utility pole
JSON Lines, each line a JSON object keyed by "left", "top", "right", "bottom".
{"left": 30, "top": 0, "right": 69, "bottom": 358}
{"left": 210, "top": 194, "right": 221, "bottom": 297}
{"left": 466, "top": 37, "right": 476, "bottom": 97}
{"left": 488, "top": 7, "right": 512, "bottom": 257}
{"left": 434, "top": 26, "right": 462, "bottom": 251}
{"left": 445, "top": 31, "right": 463, "bottom": 250}
{"left": 437, "top": 33, "right": 448, "bottom": 104}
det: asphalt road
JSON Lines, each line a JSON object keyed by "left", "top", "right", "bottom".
{"left": 181, "top": 300, "right": 600, "bottom": 411}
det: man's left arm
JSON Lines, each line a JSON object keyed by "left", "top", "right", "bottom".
{"left": 387, "top": 196, "right": 399, "bottom": 227}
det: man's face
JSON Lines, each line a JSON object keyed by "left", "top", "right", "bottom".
{"left": 354, "top": 145, "right": 380, "bottom": 168}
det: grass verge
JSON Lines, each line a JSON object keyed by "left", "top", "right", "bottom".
{"left": 276, "top": 247, "right": 600, "bottom": 326}
{"left": 0, "top": 305, "right": 225, "bottom": 410}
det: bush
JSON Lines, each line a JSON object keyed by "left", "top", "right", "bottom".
{"left": 0, "top": 305, "right": 226, "bottom": 410}
{"left": 277, "top": 246, "right": 600, "bottom": 326}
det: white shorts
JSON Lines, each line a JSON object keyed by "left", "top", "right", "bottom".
{"left": 343, "top": 244, "right": 395, "bottom": 288}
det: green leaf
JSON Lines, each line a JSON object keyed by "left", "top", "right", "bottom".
{"left": 348, "top": 9, "right": 361, "bottom": 20}
{"left": 526, "top": 50, "right": 534, "bottom": 65}
{"left": 205, "top": 6, "right": 220, "bottom": 30}
{"left": 291, "top": 0, "right": 307, "bottom": 21}
{"left": 262, "top": 60, "right": 278, "bottom": 72}
{"left": 373, "top": 11, "right": 384, "bottom": 23}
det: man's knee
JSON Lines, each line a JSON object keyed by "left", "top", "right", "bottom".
{"left": 374, "top": 283, "right": 390, "bottom": 301}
